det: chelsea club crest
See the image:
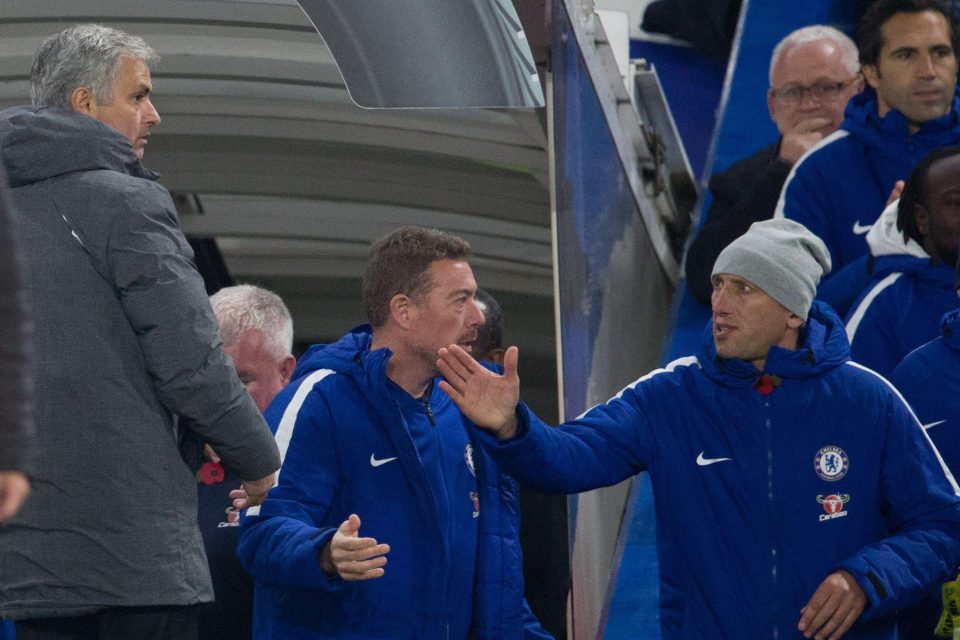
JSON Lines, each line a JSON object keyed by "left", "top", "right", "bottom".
{"left": 814, "top": 445, "right": 848, "bottom": 482}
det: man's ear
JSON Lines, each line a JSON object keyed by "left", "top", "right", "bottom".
{"left": 70, "top": 86, "right": 95, "bottom": 115}
{"left": 862, "top": 64, "right": 880, "bottom": 91}
{"left": 279, "top": 355, "right": 296, "bottom": 386}
{"left": 787, "top": 313, "right": 805, "bottom": 331}
{"left": 915, "top": 203, "right": 930, "bottom": 236}
{"left": 387, "top": 293, "right": 416, "bottom": 329}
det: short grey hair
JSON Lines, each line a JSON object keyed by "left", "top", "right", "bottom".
{"left": 768, "top": 25, "right": 859, "bottom": 86}
{"left": 209, "top": 285, "right": 294, "bottom": 362}
{"left": 31, "top": 24, "right": 159, "bottom": 108}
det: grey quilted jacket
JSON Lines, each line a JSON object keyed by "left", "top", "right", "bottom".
{"left": 0, "top": 164, "right": 34, "bottom": 475}
{"left": 0, "top": 106, "right": 280, "bottom": 619}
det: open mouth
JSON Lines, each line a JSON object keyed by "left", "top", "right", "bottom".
{"left": 714, "top": 323, "right": 735, "bottom": 337}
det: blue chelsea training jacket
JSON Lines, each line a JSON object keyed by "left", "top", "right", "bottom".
{"left": 476, "top": 302, "right": 960, "bottom": 639}
{"left": 237, "top": 326, "right": 550, "bottom": 640}
{"left": 776, "top": 88, "right": 960, "bottom": 273}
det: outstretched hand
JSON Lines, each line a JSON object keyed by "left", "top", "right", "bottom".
{"left": 437, "top": 344, "right": 520, "bottom": 440}
{"left": 320, "top": 514, "right": 390, "bottom": 581}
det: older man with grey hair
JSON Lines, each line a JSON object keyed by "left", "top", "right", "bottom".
{"left": 190, "top": 284, "right": 296, "bottom": 640}
{"left": 0, "top": 24, "right": 280, "bottom": 640}
{"left": 685, "top": 25, "right": 861, "bottom": 304}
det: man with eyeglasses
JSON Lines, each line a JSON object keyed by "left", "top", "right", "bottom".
{"left": 776, "top": 0, "right": 960, "bottom": 275}
{"left": 685, "top": 25, "right": 861, "bottom": 305}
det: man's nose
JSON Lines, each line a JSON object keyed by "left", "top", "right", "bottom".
{"left": 468, "top": 299, "right": 485, "bottom": 327}
{"left": 798, "top": 88, "right": 821, "bottom": 109}
{"left": 917, "top": 52, "right": 937, "bottom": 78}
{"left": 144, "top": 98, "right": 160, "bottom": 125}
{"left": 711, "top": 286, "right": 730, "bottom": 314}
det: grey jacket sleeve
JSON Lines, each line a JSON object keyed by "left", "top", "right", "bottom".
{"left": 0, "top": 167, "right": 35, "bottom": 474}
{"left": 105, "top": 181, "right": 280, "bottom": 480}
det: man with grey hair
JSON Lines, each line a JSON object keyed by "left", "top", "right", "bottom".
{"left": 210, "top": 284, "right": 296, "bottom": 413}
{"left": 0, "top": 24, "right": 280, "bottom": 640}
{"left": 686, "top": 25, "right": 861, "bottom": 304}
{"left": 189, "top": 284, "right": 296, "bottom": 640}
{"left": 439, "top": 219, "right": 960, "bottom": 639}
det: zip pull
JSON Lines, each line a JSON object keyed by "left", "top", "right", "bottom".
{"left": 419, "top": 380, "right": 436, "bottom": 426}
{"left": 422, "top": 395, "right": 436, "bottom": 426}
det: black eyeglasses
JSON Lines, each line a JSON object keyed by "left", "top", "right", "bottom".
{"left": 770, "top": 76, "right": 860, "bottom": 105}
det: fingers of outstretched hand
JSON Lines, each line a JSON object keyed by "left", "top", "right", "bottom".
{"left": 438, "top": 345, "right": 475, "bottom": 381}
{"left": 502, "top": 345, "right": 519, "bottom": 379}
{"left": 329, "top": 516, "right": 390, "bottom": 581}
{"left": 437, "top": 354, "right": 468, "bottom": 390}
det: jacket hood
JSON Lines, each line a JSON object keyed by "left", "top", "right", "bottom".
{"left": 866, "top": 198, "right": 957, "bottom": 283}
{"left": 866, "top": 199, "right": 927, "bottom": 259}
{"left": 293, "top": 325, "right": 382, "bottom": 379}
{"left": 0, "top": 106, "right": 157, "bottom": 187}
{"left": 842, "top": 88, "right": 960, "bottom": 156}
{"left": 699, "top": 300, "right": 850, "bottom": 388}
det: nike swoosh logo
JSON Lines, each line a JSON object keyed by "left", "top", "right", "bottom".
{"left": 922, "top": 420, "right": 946, "bottom": 431}
{"left": 696, "top": 452, "right": 732, "bottom": 466}
{"left": 852, "top": 221, "right": 872, "bottom": 235}
{"left": 370, "top": 454, "right": 398, "bottom": 467}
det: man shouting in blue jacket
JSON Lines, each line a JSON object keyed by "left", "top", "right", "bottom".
{"left": 237, "top": 227, "right": 550, "bottom": 639}
{"left": 438, "top": 219, "right": 960, "bottom": 640}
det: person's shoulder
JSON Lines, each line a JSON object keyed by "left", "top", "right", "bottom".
{"left": 718, "top": 143, "right": 781, "bottom": 174}
{"left": 618, "top": 355, "right": 703, "bottom": 399}
{"left": 793, "top": 129, "right": 856, "bottom": 171}
{"left": 832, "top": 360, "right": 903, "bottom": 399}
{"left": 894, "top": 334, "right": 949, "bottom": 377}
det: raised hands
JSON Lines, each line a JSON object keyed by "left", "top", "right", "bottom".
{"left": 320, "top": 514, "right": 390, "bottom": 581}
{"left": 437, "top": 344, "right": 521, "bottom": 440}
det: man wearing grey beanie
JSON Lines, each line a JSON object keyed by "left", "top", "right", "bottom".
{"left": 436, "top": 218, "right": 960, "bottom": 640}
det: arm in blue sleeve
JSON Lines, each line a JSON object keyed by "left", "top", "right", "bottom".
{"left": 836, "top": 394, "right": 960, "bottom": 619}
{"left": 475, "top": 386, "right": 656, "bottom": 495}
{"left": 237, "top": 389, "right": 344, "bottom": 591}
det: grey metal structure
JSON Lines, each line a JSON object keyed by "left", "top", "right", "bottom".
{"left": 296, "top": 0, "right": 544, "bottom": 107}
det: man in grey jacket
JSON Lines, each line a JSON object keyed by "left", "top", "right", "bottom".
{"left": 0, "top": 24, "right": 281, "bottom": 640}
{"left": 0, "top": 167, "right": 34, "bottom": 524}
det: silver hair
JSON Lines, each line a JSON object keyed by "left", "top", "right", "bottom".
{"left": 210, "top": 285, "right": 294, "bottom": 363}
{"left": 31, "top": 24, "right": 159, "bottom": 108}
{"left": 768, "top": 25, "right": 859, "bottom": 86}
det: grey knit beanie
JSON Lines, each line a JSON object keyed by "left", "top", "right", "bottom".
{"left": 711, "top": 219, "right": 831, "bottom": 320}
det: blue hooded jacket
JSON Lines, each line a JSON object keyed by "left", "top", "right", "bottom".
{"left": 476, "top": 302, "right": 960, "bottom": 639}
{"left": 844, "top": 202, "right": 958, "bottom": 377}
{"left": 892, "top": 307, "right": 960, "bottom": 494}
{"left": 237, "top": 326, "right": 550, "bottom": 639}
{"left": 776, "top": 89, "right": 960, "bottom": 273}
{"left": 890, "top": 309, "right": 960, "bottom": 640}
